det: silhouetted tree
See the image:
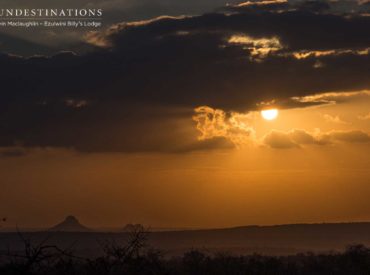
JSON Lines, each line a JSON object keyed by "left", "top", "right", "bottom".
{"left": 1, "top": 231, "right": 370, "bottom": 275}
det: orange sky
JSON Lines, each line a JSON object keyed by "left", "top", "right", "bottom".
{"left": 1, "top": 90, "right": 369, "bottom": 229}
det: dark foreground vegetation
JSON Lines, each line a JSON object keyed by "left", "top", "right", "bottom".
{"left": 1, "top": 229, "right": 370, "bottom": 275}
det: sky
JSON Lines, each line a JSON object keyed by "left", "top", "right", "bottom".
{"left": 0, "top": 0, "right": 370, "bottom": 229}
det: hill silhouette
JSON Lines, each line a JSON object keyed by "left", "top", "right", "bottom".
{"left": 49, "top": 216, "right": 91, "bottom": 232}
{"left": 2, "top": 221, "right": 370, "bottom": 256}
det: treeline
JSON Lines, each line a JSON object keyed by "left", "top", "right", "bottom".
{"left": 1, "top": 229, "right": 370, "bottom": 275}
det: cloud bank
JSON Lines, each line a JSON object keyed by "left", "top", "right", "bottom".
{"left": 1, "top": 1, "right": 370, "bottom": 153}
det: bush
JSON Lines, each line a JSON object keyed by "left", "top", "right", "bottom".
{"left": 1, "top": 232, "right": 370, "bottom": 275}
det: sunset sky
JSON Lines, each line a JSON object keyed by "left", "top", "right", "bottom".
{"left": 1, "top": 0, "right": 370, "bottom": 229}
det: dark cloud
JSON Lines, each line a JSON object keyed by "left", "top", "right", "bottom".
{"left": 263, "top": 129, "right": 370, "bottom": 149}
{"left": 101, "top": 10, "right": 370, "bottom": 51}
{"left": 0, "top": 33, "right": 56, "bottom": 56}
{"left": 297, "top": 0, "right": 331, "bottom": 13}
{"left": 0, "top": 147, "right": 27, "bottom": 158}
{"left": 0, "top": 0, "right": 243, "bottom": 54}
{"left": 324, "top": 130, "right": 370, "bottom": 143}
{"left": 1, "top": 2, "right": 370, "bottom": 152}
{"left": 263, "top": 130, "right": 299, "bottom": 149}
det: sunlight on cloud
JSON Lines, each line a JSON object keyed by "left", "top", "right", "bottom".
{"left": 193, "top": 90, "right": 370, "bottom": 150}
{"left": 291, "top": 90, "right": 370, "bottom": 106}
{"left": 193, "top": 105, "right": 370, "bottom": 149}
{"left": 193, "top": 106, "right": 256, "bottom": 147}
{"left": 228, "top": 35, "right": 283, "bottom": 61}
{"left": 85, "top": 15, "right": 187, "bottom": 47}
{"left": 323, "top": 114, "right": 349, "bottom": 124}
{"left": 262, "top": 129, "right": 370, "bottom": 149}
{"left": 234, "top": 0, "right": 288, "bottom": 7}
{"left": 291, "top": 48, "right": 370, "bottom": 59}
{"left": 358, "top": 112, "right": 370, "bottom": 120}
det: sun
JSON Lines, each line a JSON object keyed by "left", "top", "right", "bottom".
{"left": 261, "top": 108, "right": 279, "bottom": 120}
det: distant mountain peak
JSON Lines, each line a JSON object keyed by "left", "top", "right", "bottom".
{"left": 49, "top": 216, "right": 91, "bottom": 232}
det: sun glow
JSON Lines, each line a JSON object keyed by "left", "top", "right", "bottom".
{"left": 261, "top": 108, "right": 279, "bottom": 120}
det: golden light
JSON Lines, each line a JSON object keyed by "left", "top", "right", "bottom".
{"left": 261, "top": 108, "right": 279, "bottom": 120}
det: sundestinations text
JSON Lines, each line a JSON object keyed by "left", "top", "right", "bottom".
{"left": 0, "top": 9, "right": 103, "bottom": 18}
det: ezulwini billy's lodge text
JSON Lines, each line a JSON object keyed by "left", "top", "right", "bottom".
{"left": 0, "top": 20, "right": 102, "bottom": 28}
